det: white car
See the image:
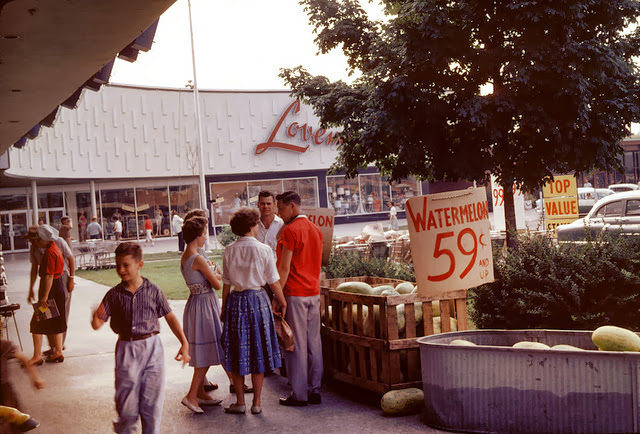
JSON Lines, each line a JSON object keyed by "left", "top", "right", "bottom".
{"left": 557, "top": 190, "right": 640, "bottom": 241}
{"left": 577, "top": 187, "right": 615, "bottom": 214}
{"left": 608, "top": 183, "right": 640, "bottom": 193}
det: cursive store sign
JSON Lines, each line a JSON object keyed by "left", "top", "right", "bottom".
{"left": 255, "top": 100, "right": 342, "bottom": 154}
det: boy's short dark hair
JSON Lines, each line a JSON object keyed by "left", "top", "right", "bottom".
{"left": 230, "top": 207, "right": 260, "bottom": 236}
{"left": 61, "top": 215, "right": 70, "bottom": 224}
{"left": 182, "top": 216, "right": 208, "bottom": 243}
{"left": 276, "top": 190, "right": 301, "bottom": 206}
{"left": 184, "top": 208, "right": 206, "bottom": 221}
{"left": 258, "top": 191, "right": 275, "bottom": 201}
{"left": 115, "top": 242, "right": 142, "bottom": 261}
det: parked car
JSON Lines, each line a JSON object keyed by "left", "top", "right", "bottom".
{"left": 556, "top": 191, "right": 640, "bottom": 241}
{"left": 607, "top": 183, "right": 640, "bottom": 193}
{"left": 535, "top": 187, "right": 614, "bottom": 215}
{"left": 577, "top": 187, "right": 615, "bottom": 214}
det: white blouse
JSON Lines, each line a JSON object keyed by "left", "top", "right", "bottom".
{"left": 222, "top": 236, "right": 279, "bottom": 291}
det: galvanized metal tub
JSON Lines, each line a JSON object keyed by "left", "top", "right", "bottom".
{"left": 418, "top": 329, "right": 640, "bottom": 433}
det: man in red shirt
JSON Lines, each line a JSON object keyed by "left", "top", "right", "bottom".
{"left": 275, "top": 191, "right": 323, "bottom": 406}
{"left": 144, "top": 216, "right": 154, "bottom": 246}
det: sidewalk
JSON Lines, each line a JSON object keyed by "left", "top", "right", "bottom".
{"left": 3, "top": 223, "right": 437, "bottom": 433}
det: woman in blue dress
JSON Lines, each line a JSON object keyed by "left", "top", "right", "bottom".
{"left": 221, "top": 207, "right": 287, "bottom": 415}
{"left": 180, "top": 216, "right": 224, "bottom": 413}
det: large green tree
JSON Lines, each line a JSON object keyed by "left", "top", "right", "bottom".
{"left": 281, "top": 0, "right": 640, "bottom": 245}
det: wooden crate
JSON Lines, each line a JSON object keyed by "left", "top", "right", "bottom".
{"left": 319, "top": 276, "right": 467, "bottom": 394}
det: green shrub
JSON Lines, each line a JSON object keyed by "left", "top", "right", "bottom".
{"left": 471, "top": 232, "right": 640, "bottom": 331}
{"left": 323, "top": 250, "right": 415, "bottom": 281}
{"left": 217, "top": 225, "right": 238, "bottom": 247}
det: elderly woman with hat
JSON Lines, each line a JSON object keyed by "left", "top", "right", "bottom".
{"left": 27, "top": 225, "right": 67, "bottom": 365}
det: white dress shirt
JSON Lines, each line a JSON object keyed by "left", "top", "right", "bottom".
{"left": 256, "top": 215, "right": 284, "bottom": 256}
{"left": 222, "top": 236, "right": 279, "bottom": 291}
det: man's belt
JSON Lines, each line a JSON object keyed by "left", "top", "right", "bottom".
{"left": 119, "top": 331, "right": 159, "bottom": 341}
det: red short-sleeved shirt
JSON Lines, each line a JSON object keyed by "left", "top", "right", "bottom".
{"left": 277, "top": 216, "right": 323, "bottom": 297}
{"left": 144, "top": 219, "right": 153, "bottom": 230}
{"left": 43, "top": 242, "right": 64, "bottom": 279}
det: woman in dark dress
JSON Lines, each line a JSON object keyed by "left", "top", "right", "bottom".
{"left": 27, "top": 225, "right": 66, "bottom": 365}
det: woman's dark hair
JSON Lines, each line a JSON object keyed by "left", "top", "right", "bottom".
{"left": 115, "top": 242, "right": 143, "bottom": 261}
{"left": 182, "top": 216, "right": 208, "bottom": 243}
{"left": 230, "top": 207, "right": 260, "bottom": 236}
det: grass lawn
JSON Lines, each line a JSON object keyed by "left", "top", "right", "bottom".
{"left": 76, "top": 251, "right": 223, "bottom": 300}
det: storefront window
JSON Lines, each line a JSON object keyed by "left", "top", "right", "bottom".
{"left": 283, "top": 178, "right": 319, "bottom": 209}
{"left": 390, "top": 178, "right": 420, "bottom": 210}
{"left": 247, "top": 180, "right": 283, "bottom": 208}
{"left": 136, "top": 187, "right": 170, "bottom": 238}
{"left": 101, "top": 189, "right": 136, "bottom": 239}
{"left": 38, "top": 192, "right": 63, "bottom": 208}
{"left": 359, "top": 174, "right": 384, "bottom": 213}
{"left": 210, "top": 177, "right": 319, "bottom": 226}
{"left": 326, "top": 176, "right": 361, "bottom": 215}
{"left": 75, "top": 192, "right": 93, "bottom": 242}
{"left": 210, "top": 182, "right": 247, "bottom": 226}
{"left": 169, "top": 184, "right": 199, "bottom": 216}
{"left": 0, "top": 194, "right": 27, "bottom": 211}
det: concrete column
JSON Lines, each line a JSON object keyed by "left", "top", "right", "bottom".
{"left": 90, "top": 180, "right": 97, "bottom": 218}
{"left": 31, "top": 180, "right": 38, "bottom": 225}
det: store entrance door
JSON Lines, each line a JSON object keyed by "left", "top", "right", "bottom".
{"left": 0, "top": 211, "right": 29, "bottom": 252}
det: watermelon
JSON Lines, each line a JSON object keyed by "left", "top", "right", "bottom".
{"left": 336, "top": 281, "right": 372, "bottom": 294}
{"left": 381, "top": 388, "right": 424, "bottom": 416}
{"left": 592, "top": 325, "right": 640, "bottom": 352}
{"left": 512, "top": 341, "right": 551, "bottom": 350}
{"left": 395, "top": 282, "right": 415, "bottom": 294}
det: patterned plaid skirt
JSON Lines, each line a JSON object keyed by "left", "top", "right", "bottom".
{"left": 222, "top": 289, "right": 281, "bottom": 375}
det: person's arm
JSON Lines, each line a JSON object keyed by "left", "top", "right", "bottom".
{"left": 269, "top": 280, "right": 287, "bottom": 318}
{"left": 14, "top": 350, "right": 45, "bottom": 389}
{"left": 38, "top": 275, "right": 53, "bottom": 308}
{"left": 67, "top": 254, "right": 75, "bottom": 293}
{"left": 164, "top": 312, "right": 190, "bottom": 367}
{"left": 220, "top": 283, "right": 231, "bottom": 322}
{"left": 28, "top": 262, "right": 38, "bottom": 304}
{"left": 91, "top": 303, "right": 107, "bottom": 330}
{"left": 277, "top": 246, "right": 293, "bottom": 289}
{"left": 192, "top": 255, "right": 221, "bottom": 290}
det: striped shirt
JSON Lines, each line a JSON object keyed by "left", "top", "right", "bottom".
{"left": 98, "top": 278, "right": 171, "bottom": 338}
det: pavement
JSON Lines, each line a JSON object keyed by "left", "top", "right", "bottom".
{"left": 3, "top": 218, "right": 444, "bottom": 434}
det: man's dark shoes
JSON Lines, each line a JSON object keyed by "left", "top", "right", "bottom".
{"left": 279, "top": 395, "right": 308, "bottom": 407}
{"left": 309, "top": 393, "right": 322, "bottom": 405}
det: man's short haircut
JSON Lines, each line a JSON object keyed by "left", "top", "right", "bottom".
{"left": 61, "top": 215, "right": 70, "bottom": 224}
{"left": 230, "top": 207, "right": 260, "bottom": 236}
{"left": 184, "top": 208, "right": 206, "bottom": 222}
{"left": 182, "top": 216, "right": 208, "bottom": 243}
{"left": 115, "top": 242, "right": 143, "bottom": 261}
{"left": 276, "top": 190, "right": 301, "bottom": 206}
{"left": 258, "top": 191, "right": 275, "bottom": 201}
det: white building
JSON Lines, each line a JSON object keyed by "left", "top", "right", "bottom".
{"left": 0, "top": 84, "right": 423, "bottom": 252}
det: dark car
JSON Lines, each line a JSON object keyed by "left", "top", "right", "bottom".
{"left": 556, "top": 191, "right": 640, "bottom": 241}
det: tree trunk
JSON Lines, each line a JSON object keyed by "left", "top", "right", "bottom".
{"left": 503, "top": 182, "right": 517, "bottom": 248}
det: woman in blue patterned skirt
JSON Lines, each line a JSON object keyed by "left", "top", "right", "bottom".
{"left": 180, "top": 216, "right": 224, "bottom": 414}
{"left": 221, "top": 207, "right": 287, "bottom": 415}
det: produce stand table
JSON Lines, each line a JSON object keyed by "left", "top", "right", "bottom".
{"left": 319, "top": 276, "right": 467, "bottom": 394}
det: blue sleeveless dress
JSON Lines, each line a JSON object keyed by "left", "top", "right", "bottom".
{"left": 181, "top": 254, "right": 224, "bottom": 367}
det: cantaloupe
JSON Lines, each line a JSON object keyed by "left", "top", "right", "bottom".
{"left": 380, "top": 388, "right": 424, "bottom": 416}
{"left": 395, "top": 282, "right": 415, "bottom": 294}
{"left": 512, "top": 341, "right": 551, "bottom": 350}
{"left": 450, "top": 339, "right": 476, "bottom": 346}
{"left": 592, "top": 325, "right": 640, "bottom": 352}
{"left": 336, "top": 281, "right": 372, "bottom": 294}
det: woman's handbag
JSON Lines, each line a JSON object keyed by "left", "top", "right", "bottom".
{"left": 274, "top": 312, "right": 295, "bottom": 352}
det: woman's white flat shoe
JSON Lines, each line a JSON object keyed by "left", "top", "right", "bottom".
{"left": 181, "top": 397, "right": 204, "bottom": 414}
{"left": 251, "top": 405, "right": 262, "bottom": 414}
{"left": 198, "top": 397, "right": 222, "bottom": 406}
{"left": 224, "top": 403, "right": 246, "bottom": 414}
